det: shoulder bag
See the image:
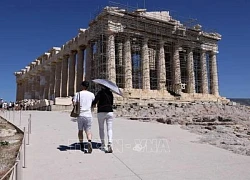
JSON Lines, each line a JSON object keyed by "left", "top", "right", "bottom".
{"left": 70, "top": 92, "right": 80, "bottom": 117}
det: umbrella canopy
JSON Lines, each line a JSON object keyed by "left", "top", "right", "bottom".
{"left": 92, "top": 79, "right": 123, "bottom": 96}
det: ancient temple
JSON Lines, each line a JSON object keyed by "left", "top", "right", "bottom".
{"left": 14, "top": 6, "right": 224, "bottom": 103}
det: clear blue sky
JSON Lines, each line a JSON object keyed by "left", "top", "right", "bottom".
{"left": 0, "top": 0, "right": 249, "bottom": 101}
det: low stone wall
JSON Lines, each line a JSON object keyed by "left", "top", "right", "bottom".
{"left": 115, "top": 89, "right": 229, "bottom": 105}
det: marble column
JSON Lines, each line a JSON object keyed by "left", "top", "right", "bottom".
{"left": 200, "top": 49, "right": 208, "bottom": 94}
{"left": 142, "top": 38, "right": 150, "bottom": 90}
{"left": 68, "top": 52, "right": 76, "bottom": 96}
{"left": 157, "top": 40, "right": 166, "bottom": 90}
{"left": 186, "top": 48, "right": 195, "bottom": 93}
{"left": 76, "top": 48, "right": 84, "bottom": 92}
{"left": 44, "top": 68, "right": 50, "bottom": 99}
{"left": 34, "top": 75, "right": 40, "bottom": 99}
{"left": 30, "top": 76, "right": 36, "bottom": 99}
{"left": 61, "top": 55, "right": 69, "bottom": 97}
{"left": 21, "top": 80, "right": 26, "bottom": 100}
{"left": 49, "top": 64, "right": 56, "bottom": 100}
{"left": 16, "top": 82, "right": 21, "bottom": 101}
{"left": 118, "top": 43, "right": 123, "bottom": 66}
{"left": 209, "top": 51, "right": 219, "bottom": 96}
{"left": 107, "top": 33, "right": 116, "bottom": 83}
{"left": 123, "top": 36, "right": 132, "bottom": 89}
{"left": 23, "top": 79, "right": 30, "bottom": 99}
{"left": 85, "top": 43, "right": 92, "bottom": 81}
{"left": 173, "top": 44, "right": 181, "bottom": 93}
{"left": 39, "top": 71, "right": 46, "bottom": 99}
{"left": 55, "top": 60, "right": 62, "bottom": 97}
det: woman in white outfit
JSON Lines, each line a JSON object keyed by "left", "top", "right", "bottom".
{"left": 92, "top": 86, "right": 114, "bottom": 153}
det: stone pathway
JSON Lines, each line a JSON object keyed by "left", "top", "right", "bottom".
{"left": 2, "top": 110, "right": 250, "bottom": 180}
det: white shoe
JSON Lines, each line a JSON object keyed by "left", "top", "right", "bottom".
{"left": 99, "top": 144, "right": 106, "bottom": 151}
{"left": 106, "top": 144, "right": 113, "bottom": 153}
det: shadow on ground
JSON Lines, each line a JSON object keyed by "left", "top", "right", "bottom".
{"left": 57, "top": 142, "right": 102, "bottom": 152}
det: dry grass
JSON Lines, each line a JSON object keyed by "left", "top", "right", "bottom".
{"left": 0, "top": 117, "right": 23, "bottom": 179}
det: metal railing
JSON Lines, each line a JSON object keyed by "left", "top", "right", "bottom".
{"left": 0, "top": 111, "right": 32, "bottom": 180}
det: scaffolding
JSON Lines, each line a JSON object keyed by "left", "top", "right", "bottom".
{"left": 84, "top": 1, "right": 219, "bottom": 96}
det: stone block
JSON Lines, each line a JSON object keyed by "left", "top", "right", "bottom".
{"left": 54, "top": 97, "right": 72, "bottom": 105}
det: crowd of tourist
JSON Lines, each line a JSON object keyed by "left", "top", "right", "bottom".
{"left": 0, "top": 98, "right": 48, "bottom": 111}
{"left": 0, "top": 98, "right": 18, "bottom": 111}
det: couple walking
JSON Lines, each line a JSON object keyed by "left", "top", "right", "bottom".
{"left": 72, "top": 81, "right": 114, "bottom": 153}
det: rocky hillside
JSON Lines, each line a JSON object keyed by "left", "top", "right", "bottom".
{"left": 0, "top": 117, "right": 23, "bottom": 179}
{"left": 115, "top": 102, "right": 250, "bottom": 156}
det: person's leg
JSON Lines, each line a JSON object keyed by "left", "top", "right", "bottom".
{"left": 84, "top": 117, "right": 93, "bottom": 153}
{"left": 106, "top": 112, "right": 114, "bottom": 144}
{"left": 84, "top": 117, "right": 92, "bottom": 141}
{"left": 97, "top": 113, "right": 106, "bottom": 146}
{"left": 77, "top": 117, "right": 84, "bottom": 149}
{"left": 106, "top": 112, "right": 114, "bottom": 153}
{"left": 78, "top": 130, "right": 84, "bottom": 143}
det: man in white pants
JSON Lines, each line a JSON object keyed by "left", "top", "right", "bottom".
{"left": 73, "top": 81, "right": 95, "bottom": 153}
{"left": 92, "top": 86, "right": 114, "bottom": 153}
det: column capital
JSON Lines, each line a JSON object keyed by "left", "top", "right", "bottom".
{"left": 143, "top": 37, "right": 149, "bottom": 43}
{"left": 106, "top": 30, "right": 116, "bottom": 36}
{"left": 210, "top": 51, "right": 218, "bottom": 55}
{"left": 70, "top": 50, "right": 77, "bottom": 55}
{"left": 159, "top": 40, "right": 165, "bottom": 46}
{"left": 63, "top": 54, "right": 69, "bottom": 58}
{"left": 77, "top": 46, "right": 85, "bottom": 52}
{"left": 56, "top": 58, "right": 63, "bottom": 62}
{"left": 49, "top": 62, "right": 57, "bottom": 66}
{"left": 187, "top": 47, "right": 195, "bottom": 52}
{"left": 124, "top": 35, "right": 131, "bottom": 40}
{"left": 201, "top": 48, "right": 207, "bottom": 53}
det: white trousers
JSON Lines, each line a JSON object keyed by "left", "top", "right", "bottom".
{"left": 97, "top": 112, "right": 114, "bottom": 145}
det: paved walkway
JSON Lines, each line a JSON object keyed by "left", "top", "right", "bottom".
{"left": 2, "top": 110, "right": 250, "bottom": 180}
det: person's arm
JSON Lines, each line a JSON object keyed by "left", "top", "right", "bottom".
{"left": 72, "top": 93, "right": 78, "bottom": 106}
{"left": 92, "top": 91, "right": 101, "bottom": 107}
{"left": 111, "top": 93, "right": 114, "bottom": 106}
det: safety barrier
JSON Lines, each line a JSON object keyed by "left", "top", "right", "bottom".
{"left": 0, "top": 111, "right": 32, "bottom": 180}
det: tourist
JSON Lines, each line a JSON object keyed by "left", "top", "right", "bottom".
{"left": 0, "top": 98, "right": 3, "bottom": 109}
{"left": 73, "top": 81, "right": 95, "bottom": 153}
{"left": 92, "top": 85, "right": 114, "bottom": 153}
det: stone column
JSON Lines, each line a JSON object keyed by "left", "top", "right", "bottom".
{"left": 186, "top": 48, "right": 195, "bottom": 93}
{"left": 34, "top": 75, "right": 40, "bottom": 99}
{"left": 118, "top": 43, "right": 123, "bottom": 66}
{"left": 200, "top": 49, "right": 208, "bottom": 94}
{"left": 157, "top": 40, "right": 166, "bottom": 90}
{"left": 55, "top": 60, "right": 62, "bottom": 98}
{"left": 44, "top": 68, "right": 50, "bottom": 99}
{"left": 21, "top": 82, "right": 24, "bottom": 100}
{"left": 16, "top": 82, "right": 21, "bottom": 101}
{"left": 106, "top": 33, "right": 116, "bottom": 83}
{"left": 61, "top": 55, "right": 69, "bottom": 97}
{"left": 39, "top": 71, "right": 46, "bottom": 99}
{"left": 209, "top": 51, "right": 219, "bottom": 96}
{"left": 123, "top": 36, "right": 132, "bottom": 89}
{"left": 23, "top": 79, "right": 30, "bottom": 99}
{"left": 76, "top": 48, "right": 84, "bottom": 92}
{"left": 142, "top": 38, "right": 150, "bottom": 90}
{"left": 49, "top": 64, "right": 56, "bottom": 100}
{"left": 173, "top": 44, "right": 181, "bottom": 93}
{"left": 21, "top": 80, "right": 27, "bottom": 100}
{"left": 30, "top": 76, "right": 36, "bottom": 99}
{"left": 85, "top": 43, "right": 92, "bottom": 81}
{"left": 68, "top": 52, "right": 76, "bottom": 96}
